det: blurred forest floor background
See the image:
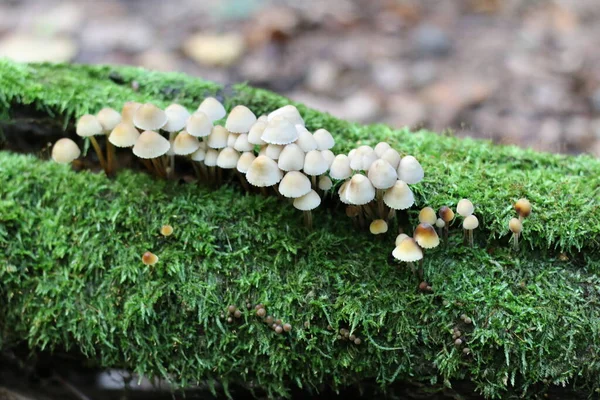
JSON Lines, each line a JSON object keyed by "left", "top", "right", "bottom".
{"left": 1, "top": 0, "right": 600, "bottom": 157}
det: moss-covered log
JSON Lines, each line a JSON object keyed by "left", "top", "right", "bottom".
{"left": 1, "top": 61, "right": 600, "bottom": 398}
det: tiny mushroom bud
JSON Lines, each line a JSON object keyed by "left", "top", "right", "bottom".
{"left": 515, "top": 198, "right": 532, "bottom": 220}
{"left": 228, "top": 305, "right": 237, "bottom": 313}
{"left": 275, "top": 325, "right": 283, "bottom": 334}
{"left": 369, "top": 219, "right": 388, "bottom": 235}
{"left": 435, "top": 218, "right": 445, "bottom": 229}
{"left": 454, "top": 338, "right": 463, "bottom": 346}
{"left": 234, "top": 310, "right": 242, "bottom": 318}
{"left": 463, "top": 215, "right": 479, "bottom": 247}
{"left": 303, "top": 150, "right": 329, "bottom": 177}
{"left": 225, "top": 105, "right": 257, "bottom": 133}
{"left": 256, "top": 308, "right": 266, "bottom": 318}
{"left": 197, "top": 97, "right": 226, "bottom": 122}
{"left": 160, "top": 224, "right": 173, "bottom": 236}
{"left": 133, "top": 131, "right": 171, "bottom": 160}
{"left": 133, "top": 103, "right": 167, "bottom": 131}
{"left": 121, "top": 101, "right": 141, "bottom": 124}
{"left": 354, "top": 338, "right": 361, "bottom": 345}
{"left": 279, "top": 171, "right": 312, "bottom": 198}
{"left": 398, "top": 155, "right": 424, "bottom": 184}
{"left": 76, "top": 114, "right": 107, "bottom": 171}
{"left": 313, "top": 128, "right": 335, "bottom": 150}
{"left": 392, "top": 238, "right": 423, "bottom": 263}
{"left": 142, "top": 251, "right": 158, "bottom": 266}
{"left": 367, "top": 159, "right": 398, "bottom": 190}
{"left": 283, "top": 323, "right": 292, "bottom": 332}
{"left": 265, "top": 316, "right": 274, "bottom": 325}
{"left": 52, "top": 138, "right": 81, "bottom": 164}
{"left": 418, "top": 207, "right": 437, "bottom": 225}
{"left": 186, "top": 111, "right": 213, "bottom": 138}
{"left": 457, "top": 199, "right": 474, "bottom": 217}
{"left": 509, "top": 217, "right": 523, "bottom": 251}
{"left": 374, "top": 142, "right": 391, "bottom": 157}
{"left": 237, "top": 152, "right": 256, "bottom": 174}
{"left": 233, "top": 133, "right": 254, "bottom": 152}
{"left": 439, "top": 206, "right": 455, "bottom": 223}
{"left": 414, "top": 223, "right": 440, "bottom": 249}
{"left": 321, "top": 150, "right": 335, "bottom": 168}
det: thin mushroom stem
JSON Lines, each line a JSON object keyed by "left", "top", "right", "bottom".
{"left": 362, "top": 204, "right": 375, "bottom": 220}
{"left": 311, "top": 175, "right": 317, "bottom": 190}
{"left": 357, "top": 208, "right": 365, "bottom": 228}
{"left": 408, "top": 262, "right": 416, "bottom": 278}
{"left": 304, "top": 210, "right": 313, "bottom": 230}
{"left": 260, "top": 186, "right": 268, "bottom": 197}
{"left": 141, "top": 158, "right": 154, "bottom": 174}
{"left": 376, "top": 189, "right": 385, "bottom": 219}
{"left": 418, "top": 259, "right": 424, "bottom": 281}
{"left": 217, "top": 167, "right": 223, "bottom": 186}
{"left": 106, "top": 139, "right": 116, "bottom": 176}
{"left": 151, "top": 157, "right": 167, "bottom": 178}
{"left": 444, "top": 225, "right": 449, "bottom": 243}
{"left": 191, "top": 162, "right": 202, "bottom": 180}
{"left": 513, "top": 232, "right": 520, "bottom": 251}
{"left": 168, "top": 132, "right": 176, "bottom": 179}
{"left": 468, "top": 229, "right": 474, "bottom": 247}
{"left": 234, "top": 170, "right": 250, "bottom": 192}
{"left": 88, "top": 136, "right": 107, "bottom": 173}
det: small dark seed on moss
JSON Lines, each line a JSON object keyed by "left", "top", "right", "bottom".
{"left": 419, "top": 281, "right": 428, "bottom": 290}
{"left": 265, "top": 316, "right": 274, "bottom": 325}
{"left": 275, "top": 319, "right": 283, "bottom": 326}
{"left": 349, "top": 334, "right": 356, "bottom": 341}
{"left": 275, "top": 325, "right": 283, "bottom": 334}
{"left": 234, "top": 310, "right": 242, "bottom": 318}
{"left": 283, "top": 323, "right": 292, "bottom": 332}
{"left": 255, "top": 303, "right": 264, "bottom": 310}
{"left": 454, "top": 338, "right": 462, "bottom": 346}
{"left": 256, "top": 308, "right": 266, "bottom": 317}
{"left": 227, "top": 317, "right": 233, "bottom": 323}
{"left": 228, "top": 305, "right": 237, "bottom": 314}
{"left": 354, "top": 338, "right": 361, "bottom": 345}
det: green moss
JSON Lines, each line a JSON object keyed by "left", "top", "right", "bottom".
{"left": 1, "top": 60, "right": 600, "bottom": 398}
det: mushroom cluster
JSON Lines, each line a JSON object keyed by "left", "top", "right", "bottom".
{"left": 509, "top": 198, "right": 532, "bottom": 251}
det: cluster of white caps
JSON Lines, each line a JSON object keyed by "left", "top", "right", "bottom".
{"left": 52, "top": 98, "right": 425, "bottom": 229}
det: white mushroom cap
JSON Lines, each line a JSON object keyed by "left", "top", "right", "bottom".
{"left": 436, "top": 218, "right": 446, "bottom": 228}
{"left": 197, "top": 97, "right": 226, "bottom": 122}
{"left": 380, "top": 148, "right": 401, "bottom": 169}
{"left": 350, "top": 148, "right": 377, "bottom": 171}
{"left": 173, "top": 131, "right": 201, "bottom": 155}
{"left": 186, "top": 111, "right": 213, "bottom": 137}
{"left": 121, "top": 101, "right": 141, "bottom": 124}
{"left": 318, "top": 176, "right": 333, "bottom": 191}
{"left": 76, "top": 114, "right": 103, "bottom": 137}
{"left": 463, "top": 215, "right": 479, "bottom": 230}
{"left": 395, "top": 233, "right": 409, "bottom": 246}
{"left": 313, "top": 129, "right": 335, "bottom": 150}
{"left": 346, "top": 174, "right": 376, "bottom": 205}
{"left": 278, "top": 143, "right": 305, "bottom": 171}
{"left": 133, "top": 103, "right": 168, "bottom": 131}
{"left": 225, "top": 105, "right": 256, "bottom": 133}
{"left": 414, "top": 223, "right": 440, "bottom": 249}
{"left": 293, "top": 189, "right": 321, "bottom": 211}
{"left": 367, "top": 159, "right": 398, "bottom": 189}
{"left": 265, "top": 144, "right": 284, "bottom": 160}
{"left": 204, "top": 148, "right": 219, "bottom": 166}
{"left": 268, "top": 105, "right": 304, "bottom": 126}
{"left": 247, "top": 121, "right": 267, "bottom": 145}
{"left": 321, "top": 150, "right": 335, "bottom": 167}
{"left": 398, "top": 155, "right": 424, "bottom": 184}
{"left": 109, "top": 122, "right": 140, "bottom": 148}
{"left": 236, "top": 151, "right": 256, "bottom": 173}
{"left": 457, "top": 199, "right": 474, "bottom": 217}
{"left": 52, "top": 138, "right": 81, "bottom": 163}
{"left": 258, "top": 115, "right": 268, "bottom": 122}
{"left": 261, "top": 116, "right": 298, "bottom": 145}
{"left": 132, "top": 131, "right": 170, "bottom": 159}
{"left": 392, "top": 238, "right": 423, "bottom": 262}
{"left": 233, "top": 134, "right": 254, "bottom": 152}
{"left": 303, "top": 150, "right": 329, "bottom": 176}
{"left": 190, "top": 147, "right": 206, "bottom": 162}
{"left": 227, "top": 133, "right": 239, "bottom": 148}
{"left": 246, "top": 155, "right": 283, "bottom": 187}
{"left": 348, "top": 149, "right": 357, "bottom": 159}
{"left": 207, "top": 125, "right": 229, "bottom": 149}
{"left": 338, "top": 179, "right": 351, "bottom": 204}
{"left": 374, "top": 142, "right": 391, "bottom": 157}
{"left": 279, "top": 171, "right": 311, "bottom": 198}
{"left": 96, "top": 107, "right": 122, "bottom": 132}
{"left": 162, "top": 104, "right": 191, "bottom": 133}
{"left": 369, "top": 219, "right": 388, "bottom": 235}
{"left": 295, "top": 125, "right": 318, "bottom": 152}
{"left": 383, "top": 180, "right": 414, "bottom": 210}
{"left": 330, "top": 155, "right": 352, "bottom": 180}
{"left": 216, "top": 147, "right": 240, "bottom": 169}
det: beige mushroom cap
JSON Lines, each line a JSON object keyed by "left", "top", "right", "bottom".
{"left": 398, "top": 155, "right": 424, "bottom": 184}
{"left": 173, "top": 131, "right": 201, "bottom": 155}
{"left": 227, "top": 133, "right": 239, "bottom": 148}
{"left": 318, "top": 176, "right": 333, "bottom": 191}
{"left": 463, "top": 215, "right": 479, "bottom": 230}
{"left": 96, "top": 107, "right": 122, "bottom": 132}
{"left": 383, "top": 180, "right": 414, "bottom": 210}
{"left": 346, "top": 174, "right": 376, "bottom": 205}
{"left": 279, "top": 171, "right": 312, "bottom": 198}
{"left": 509, "top": 218, "right": 522, "bottom": 234}
{"left": 186, "top": 111, "right": 213, "bottom": 138}
{"left": 278, "top": 143, "right": 305, "bottom": 172}
{"left": 108, "top": 122, "right": 140, "bottom": 148}
{"left": 295, "top": 125, "right": 318, "bottom": 152}
{"left": 293, "top": 189, "right": 321, "bottom": 211}
{"left": 369, "top": 219, "right": 388, "bottom": 235}
{"left": 515, "top": 198, "right": 532, "bottom": 218}
{"left": 374, "top": 142, "right": 391, "bottom": 157}
{"left": 162, "top": 103, "right": 191, "bottom": 133}
{"left": 457, "top": 199, "right": 474, "bottom": 217}
{"left": 236, "top": 151, "right": 256, "bottom": 173}
{"left": 52, "top": 138, "right": 81, "bottom": 163}
{"left": 233, "top": 133, "right": 254, "bottom": 152}
{"left": 418, "top": 207, "right": 437, "bottom": 225}
{"left": 190, "top": 147, "right": 206, "bottom": 162}
{"left": 207, "top": 125, "right": 229, "bottom": 149}
{"left": 225, "top": 105, "right": 257, "bottom": 133}
{"left": 246, "top": 155, "right": 283, "bottom": 187}
{"left": 268, "top": 105, "right": 304, "bottom": 126}
{"left": 261, "top": 116, "right": 298, "bottom": 145}
{"left": 414, "top": 223, "right": 440, "bottom": 249}
{"left": 380, "top": 148, "right": 401, "bottom": 169}
{"left": 133, "top": 103, "right": 168, "bottom": 131}
{"left": 132, "top": 130, "right": 171, "bottom": 159}
{"left": 264, "top": 144, "right": 284, "bottom": 160}
{"left": 367, "top": 159, "right": 398, "bottom": 189}
{"left": 313, "top": 129, "right": 335, "bottom": 150}
{"left": 392, "top": 238, "right": 423, "bottom": 262}
{"left": 216, "top": 147, "right": 240, "bottom": 169}
{"left": 303, "top": 150, "right": 329, "bottom": 176}
{"left": 330, "top": 154, "right": 352, "bottom": 180}
{"left": 247, "top": 121, "right": 267, "bottom": 145}
{"left": 395, "top": 233, "right": 409, "bottom": 246}
{"left": 197, "top": 97, "right": 226, "bottom": 122}
{"left": 338, "top": 179, "right": 351, "bottom": 204}
{"left": 321, "top": 150, "right": 335, "bottom": 168}
{"left": 204, "top": 148, "right": 219, "bottom": 167}
{"left": 121, "top": 101, "right": 142, "bottom": 124}
{"left": 76, "top": 114, "right": 103, "bottom": 137}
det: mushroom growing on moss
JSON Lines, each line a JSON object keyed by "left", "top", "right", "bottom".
{"left": 51, "top": 138, "right": 81, "bottom": 164}
{"left": 97, "top": 107, "right": 122, "bottom": 175}
{"left": 76, "top": 114, "right": 108, "bottom": 173}
{"left": 369, "top": 219, "right": 388, "bottom": 235}
{"left": 418, "top": 207, "right": 437, "bottom": 225}
{"left": 132, "top": 130, "right": 171, "bottom": 178}
{"left": 463, "top": 215, "right": 479, "bottom": 247}
{"left": 515, "top": 198, "right": 532, "bottom": 221}
{"left": 438, "top": 206, "right": 454, "bottom": 241}
{"left": 293, "top": 189, "right": 321, "bottom": 229}
{"left": 509, "top": 217, "right": 523, "bottom": 251}
{"left": 392, "top": 237, "right": 424, "bottom": 278}
{"left": 226, "top": 105, "right": 257, "bottom": 133}
{"left": 414, "top": 223, "right": 440, "bottom": 249}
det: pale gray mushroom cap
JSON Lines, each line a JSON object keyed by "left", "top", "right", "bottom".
{"left": 190, "top": 148, "right": 206, "bottom": 162}
{"left": 436, "top": 218, "right": 446, "bottom": 228}
{"left": 186, "top": 111, "right": 213, "bottom": 138}
{"left": 246, "top": 155, "right": 283, "bottom": 187}
{"left": 97, "top": 107, "right": 122, "bottom": 132}
{"left": 392, "top": 238, "right": 423, "bottom": 262}
{"left": 278, "top": 143, "right": 305, "bottom": 171}
{"left": 321, "top": 150, "right": 335, "bottom": 168}
{"left": 330, "top": 154, "right": 352, "bottom": 180}
{"left": 52, "top": 138, "right": 81, "bottom": 163}
{"left": 264, "top": 144, "right": 284, "bottom": 160}
{"left": 367, "top": 159, "right": 398, "bottom": 189}
{"left": 261, "top": 116, "right": 298, "bottom": 145}
{"left": 133, "top": 103, "right": 168, "bottom": 131}
{"left": 295, "top": 125, "right": 318, "bottom": 152}
{"left": 463, "top": 215, "right": 479, "bottom": 230}
{"left": 197, "top": 97, "right": 226, "bottom": 122}
{"left": 247, "top": 121, "right": 267, "bottom": 145}
{"left": 338, "top": 179, "right": 351, "bottom": 204}
{"left": 457, "top": 198, "right": 474, "bottom": 217}
{"left": 383, "top": 180, "right": 414, "bottom": 210}
{"left": 279, "top": 171, "right": 311, "bottom": 198}
{"left": 398, "top": 155, "right": 424, "bottom": 184}
{"left": 225, "top": 105, "right": 257, "bottom": 133}
{"left": 121, "top": 101, "right": 141, "bottom": 124}
{"left": 293, "top": 189, "right": 321, "bottom": 211}
{"left": 216, "top": 147, "right": 240, "bottom": 169}
{"left": 227, "top": 133, "right": 239, "bottom": 148}
{"left": 318, "top": 176, "right": 333, "bottom": 191}
{"left": 109, "top": 122, "right": 140, "bottom": 148}
{"left": 313, "top": 129, "right": 335, "bottom": 150}
{"left": 76, "top": 114, "right": 103, "bottom": 137}
{"left": 374, "top": 142, "right": 391, "bottom": 157}
{"left": 303, "top": 150, "right": 329, "bottom": 176}
{"left": 132, "top": 130, "right": 170, "bottom": 159}
{"left": 162, "top": 104, "right": 191, "bottom": 133}
{"left": 204, "top": 148, "right": 219, "bottom": 167}
{"left": 234, "top": 133, "right": 254, "bottom": 152}
{"left": 350, "top": 150, "right": 377, "bottom": 171}
{"left": 380, "top": 148, "right": 401, "bottom": 169}
{"left": 207, "top": 125, "right": 229, "bottom": 149}
{"left": 173, "top": 131, "right": 201, "bottom": 155}
{"left": 268, "top": 105, "right": 305, "bottom": 126}
{"left": 346, "top": 174, "right": 376, "bottom": 205}
{"left": 236, "top": 151, "right": 256, "bottom": 173}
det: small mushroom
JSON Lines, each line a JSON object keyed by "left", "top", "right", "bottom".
{"left": 142, "top": 251, "right": 159, "bottom": 266}
{"left": 515, "top": 198, "right": 532, "bottom": 221}
{"left": 51, "top": 138, "right": 81, "bottom": 164}
{"left": 160, "top": 225, "right": 173, "bottom": 237}
{"left": 457, "top": 199, "right": 474, "bottom": 217}
{"left": 225, "top": 105, "right": 257, "bottom": 133}
{"left": 397, "top": 155, "right": 424, "bottom": 184}
{"left": 293, "top": 190, "right": 321, "bottom": 229}
{"left": 418, "top": 207, "right": 437, "bottom": 225}
{"left": 132, "top": 131, "right": 171, "bottom": 178}
{"left": 133, "top": 103, "right": 168, "bottom": 131}
{"left": 76, "top": 114, "right": 108, "bottom": 173}
{"left": 197, "top": 97, "right": 226, "bottom": 122}
{"left": 261, "top": 116, "right": 298, "bottom": 145}
{"left": 392, "top": 237, "right": 424, "bottom": 278}
{"left": 369, "top": 219, "right": 388, "bottom": 235}
{"left": 509, "top": 217, "right": 522, "bottom": 251}
{"left": 414, "top": 223, "right": 440, "bottom": 249}
{"left": 463, "top": 215, "right": 479, "bottom": 247}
